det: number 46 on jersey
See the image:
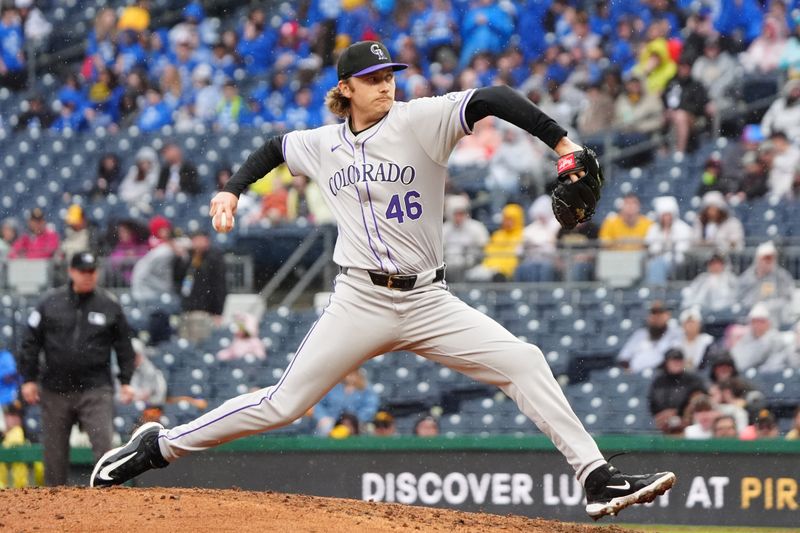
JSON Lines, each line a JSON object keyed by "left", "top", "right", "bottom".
{"left": 386, "top": 190, "right": 422, "bottom": 223}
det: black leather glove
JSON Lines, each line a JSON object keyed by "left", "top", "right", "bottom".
{"left": 551, "top": 147, "right": 604, "bottom": 230}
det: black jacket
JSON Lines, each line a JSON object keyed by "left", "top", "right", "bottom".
{"left": 647, "top": 370, "right": 707, "bottom": 416}
{"left": 19, "top": 284, "right": 135, "bottom": 393}
{"left": 173, "top": 248, "right": 227, "bottom": 315}
{"left": 157, "top": 162, "right": 201, "bottom": 196}
{"left": 663, "top": 75, "right": 709, "bottom": 116}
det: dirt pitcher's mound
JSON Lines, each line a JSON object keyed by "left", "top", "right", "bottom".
{"left": 0, "top": 487, "right": 642, "bottom": 533}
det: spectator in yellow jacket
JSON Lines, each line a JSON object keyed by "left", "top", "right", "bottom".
{"left": 467, "top": 203, "right": 525, "bottom": 281}
{"left": 0, "top": 401, "right": 44, "bottom": 488}
{"left": 117, "top": 0, "right": 149, "bottom": 32}
{"left": 634, "top": 21, "right": 677, "bottom": 95}
{"left": 599, "top": 193, "right": 653, "bottom": 250}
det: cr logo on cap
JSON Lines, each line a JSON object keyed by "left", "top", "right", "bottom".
{"left": 370, "top": 43, "right": 387, "bottom": 60}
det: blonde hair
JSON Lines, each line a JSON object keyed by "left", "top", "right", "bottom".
{"left": 94, "top": 8, "right": 117, "bottom": 41}
{"left": 160, "top": 65, "right": 182, "bottom": 97}
{"left": 325, "top": 84, "right": 351, "bottom": 119}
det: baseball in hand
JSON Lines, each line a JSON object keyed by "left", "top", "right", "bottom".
{"left": 212, "top": 211, "right": 235, "bottom": 233}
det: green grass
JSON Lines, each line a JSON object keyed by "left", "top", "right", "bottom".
{"left": 617, "top": 525, "right": 798, "bottom": 533}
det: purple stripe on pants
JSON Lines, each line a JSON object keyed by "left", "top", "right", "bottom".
{"left": 160, "top": 309, "right": 326, "bottom": 442}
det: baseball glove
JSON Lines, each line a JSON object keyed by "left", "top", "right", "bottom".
{"left": 551, "top": 147, "right": 604, "bottom": 230}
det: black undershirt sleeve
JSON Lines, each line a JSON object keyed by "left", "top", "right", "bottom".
{"left": 464, "top": 86, "right": 567, "bottom": 149}
{"left": 222, "top": 134, "right": 285, "bottom": 197}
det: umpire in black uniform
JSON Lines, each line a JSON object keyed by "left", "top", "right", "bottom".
{"left": 19, "top": 251, "right": 136, "bottom": 486}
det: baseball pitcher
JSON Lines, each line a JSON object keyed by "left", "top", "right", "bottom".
{"left": 92, "top": 41, "right": 674, "bottom": 520}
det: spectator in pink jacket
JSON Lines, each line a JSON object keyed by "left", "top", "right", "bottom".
{"left": 8, "top": 208, "right": 60, "bottom": 259}
{"left": 217, "top": 313, "right": 266, "bottom": 361}
{"left": 740, "top": 16, "right": 789, "bottom": 74}
{"left": 108, "top": 220, "right": 150, "bottom": 284}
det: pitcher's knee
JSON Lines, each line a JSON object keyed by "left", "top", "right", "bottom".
{"left": 509, "top": 343, "right": 549, "bottom": 370}
{"left": 231, "top": 388, "right": 307, "bottom": 428}
{"left": 528, "top": 343, "right": 546, "bottom": 359}
{"left": 513, "top": 343, "right": 545, "bottom": 360}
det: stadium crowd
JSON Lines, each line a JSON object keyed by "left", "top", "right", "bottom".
{"left": 1, "top": 0, "right": 800, "bottom": 485}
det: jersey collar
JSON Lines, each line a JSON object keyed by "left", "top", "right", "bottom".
{"left": 343, "top": 109, "right": 391, "bottom": 142}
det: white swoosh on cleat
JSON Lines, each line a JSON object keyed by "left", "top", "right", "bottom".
{"left": 607, "top": 480, "right": 631, "bottom": 490}
{"left": 97, "top": 452, "right": 138, "bottom": 482}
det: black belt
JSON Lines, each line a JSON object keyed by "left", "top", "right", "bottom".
{"left": 342, "top": 266, "right": 445, "bottom": 290}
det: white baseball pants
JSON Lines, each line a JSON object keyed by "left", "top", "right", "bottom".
{"left": 157, "top": 272, "right": 606, "bottom": 484}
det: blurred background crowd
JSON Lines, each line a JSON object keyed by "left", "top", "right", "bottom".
{"left": 1, "top": 0, "right": 800, "bottom": 486}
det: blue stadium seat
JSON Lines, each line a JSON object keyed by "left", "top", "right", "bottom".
{"left": 162, "top": 401, "right": 203, "bottom": 427}
{"left": 113, "top": 402, "right": 145, "bottom": 437}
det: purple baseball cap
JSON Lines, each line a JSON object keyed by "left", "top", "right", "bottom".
{"left": 337, "top": 41, "right": 407, "bottom": 81}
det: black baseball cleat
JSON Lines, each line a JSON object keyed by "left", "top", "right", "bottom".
{"left": 90, "top": 422, "right": 169, "bottom": 487}
{"left": 584, "top": 464, "right": 676, "bottom": 520}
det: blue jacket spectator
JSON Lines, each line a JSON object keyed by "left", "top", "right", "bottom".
{"left": 648, "top": 5, "right": 683, "bottom": 39}
{"left": 607, "top": 17, "right": 638, "bottom": 73}
{"left": 312, "top": 369, "right": 379, "bottom": 436}
{"left": 459, "top": 0, "right": 514, "bottom": 68}
{"left": 0, "top": 348, "right": 19, "bottom": 408}
{"left": 272, "top": 21, "right": 311, "bottom": 72}
{"left": 57, "top": 72, "right": 85, "bottom": 109}
{"left": 609, "top": 0, "right": 650, "bottom": 24}
{"left": 137, "top": 88, "right": 173, "bottom": 132}
{"left": 86, "top": 8, "right": 118, "bottom": 70}
{"left": 279, "top": 87, "right": 323, "bottom": 130}
{"left": 415, "top": 0, "right": 458, "bottom": 59}
{"left": 337, "top": 3, "right": 385, "bottom": 44}
{"left": 516, "top": 0, "right": 549, "bottom": 62}
{"left": 115, "top": 29, "right": 147, "bottom": 76}
{"left": 0, "top": 6, "right": 26, "bottom": 90}
{"left": 590, "top": 2, "right": 616, "bottom": 40}
{"left": 161, "top": 64, "right": 193, "bottom": 112}
{"left": 51, "top": 101, "right": 86, "bottom": 132}
{"left": 170, "top": 35, "right": 200, "bottom": 89}
{"left": 145, "top": 30, "right": 172, "bottom": 79}
{"left": 304, "top": 0, "right": 341, "bottom": 26}
{"left": 0, "top": 7, "right": 24, "bottom": 70}
{"left": 425, "top": 3, "right": 459, "bottom": 50}
{"left": 237, "top": 8, "right": 276, "bottom": 75}
{"left": 209, "top": 42, "right": 238, "bottom": 83}
{"left": 254, "top": 70, "right": 293, "bottom": 123}
{"left": 714, "top": 0, "right": 764, "bottom": 48}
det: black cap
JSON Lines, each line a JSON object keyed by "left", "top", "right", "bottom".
{"left": 70, "top": 251, "right": 98, "bottom": 271}
{"left": 337, "top": 41, "right": 408, "bottom": 81}
{"left": 664, "top": 348, "right": 684, "bottom": 360}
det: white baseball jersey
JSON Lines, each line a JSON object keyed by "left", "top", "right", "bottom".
{"left": 282, "top": 89, "right": 477, "bottom": 274}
